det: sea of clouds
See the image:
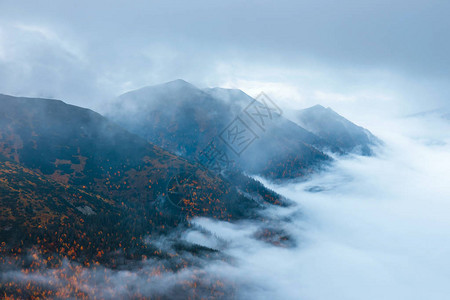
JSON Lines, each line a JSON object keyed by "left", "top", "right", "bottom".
{"left": 186, "top": 113, "right": 450, "bottom": 300}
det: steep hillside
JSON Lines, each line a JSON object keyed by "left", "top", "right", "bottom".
{"left": 0, "top": 94, "right": 283, "bottom": 227}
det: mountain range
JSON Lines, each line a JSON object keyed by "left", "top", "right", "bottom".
{"left": 106, "top": 79, "right": 379, "bottom": 179}
{"left": 0, "top": 93, "right": 282, "bottom": 261}
{"left": 0, "top": 81, "right": 380, "bottom": 297}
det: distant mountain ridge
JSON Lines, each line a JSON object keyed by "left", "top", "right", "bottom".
{"left": 106, "top": 80, "right": 379, "bottom": 179}
{"left": 107, "top": 80, "right": 332, "bottom": 180}
{"left": 289, "top": 104, "right": 380, "bottom": 155}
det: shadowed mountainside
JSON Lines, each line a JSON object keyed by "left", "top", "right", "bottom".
{"left": 0, "top": 94, "right": 285, "bottom": 260}
{"left": 106, "top": 80, "right": 335, "bottom": 180}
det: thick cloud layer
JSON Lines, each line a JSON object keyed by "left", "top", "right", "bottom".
{"left": 186, "top": 113, "right": 450, "bottom": 299}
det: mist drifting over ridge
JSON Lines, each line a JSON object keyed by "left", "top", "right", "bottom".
{"left": 1, "top": 0, "right": 450, "bottom": 299}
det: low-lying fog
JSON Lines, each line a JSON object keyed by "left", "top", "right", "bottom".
{"left": 188, "top": 113, "right": 450, "bottom": 299}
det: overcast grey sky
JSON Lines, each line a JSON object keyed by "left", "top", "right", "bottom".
{"left": 0, "top": 0, "right": 449, "bottom": 119}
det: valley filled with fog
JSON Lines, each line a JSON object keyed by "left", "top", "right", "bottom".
{"left": 184, "top": 113, "right": 450, "bottom": 299}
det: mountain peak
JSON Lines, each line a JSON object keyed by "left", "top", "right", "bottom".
{"left": 303, "top": 104, "right": 342, "bottom": 117}
{"left": 203, "top": 87, "right": 254, "bottom": 104}
{"left": 308, "top": 104, "right": 335, "bottom": 112}
{"left": 162, "top": 79, "right": 196, "bottom": 89}
{"left": 117, "top": 79, "right": 202, "bottom": 103}
{"left": 310, "top": 104, "right": 326, "bottom": 110}
{"left": 136, "top": 79, "right": 198, "bottom": 92}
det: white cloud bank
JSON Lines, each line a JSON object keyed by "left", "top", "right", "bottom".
{"left": 189, "top": 113, "right": 450, "bottom": 300}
